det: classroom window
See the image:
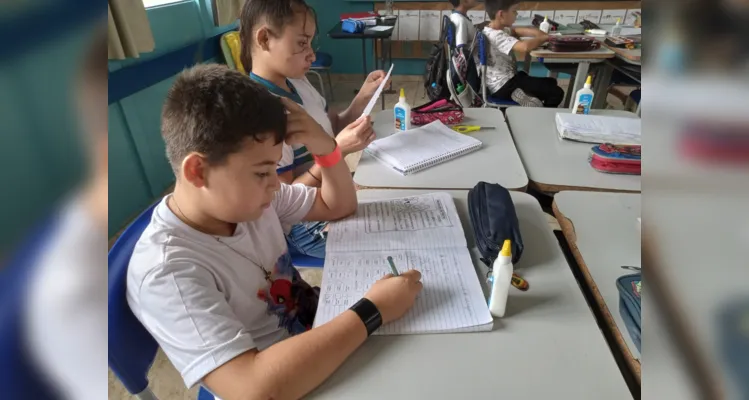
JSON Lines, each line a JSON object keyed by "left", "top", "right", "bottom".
{"left": 142, "top": 0, "right": 186, "bottom": 9}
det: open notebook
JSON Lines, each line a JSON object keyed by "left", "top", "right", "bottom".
{"left": 365, "top": 121, "right": 483, "bottom": 175}
{"left": 313, "top": 192, "right": 494, "bottom": 335}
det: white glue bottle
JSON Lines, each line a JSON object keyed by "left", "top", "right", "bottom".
{"left": 611, "top": 18, "right": 622, "bottom": 36}
{"left": 488, "top": 239, "right": 514, "bottom": 318}
{"left": 571, "top": 75, "right": 594, "bottom": 114}
{"left": 539, "top": 16, "right": 551, "bottom": 34}
{"left": 394, "top": 88, "right": 411, "bottom": 132}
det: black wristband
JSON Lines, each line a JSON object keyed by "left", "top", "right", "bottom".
{"left": 350, "top": 298, "right": 382, "bottom": 336}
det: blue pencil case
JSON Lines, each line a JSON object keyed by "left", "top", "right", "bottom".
{"left": 616, "top": 273, "right": 642, "bottom": 352}
{"left": 342, "top": 19, "right": 366, "bottom": 34}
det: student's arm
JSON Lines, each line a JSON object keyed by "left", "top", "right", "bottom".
{"left": 512, "top": 35, "right": 548, "bottom": 53}
{"left": 203, "top": 270, "right": 423, "bottom": 400}
{"left": 281, "top": 97, "right": 358, "bottom": 221}
{"left": 512, "top": 26, "right": 546, "bottom": 38}
{"left": 279, "top": 166, "right": 324, "bottom": 188}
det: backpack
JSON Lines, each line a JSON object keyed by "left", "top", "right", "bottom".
{"left": 423, "top": 16, "right": 452, "bottom": 101}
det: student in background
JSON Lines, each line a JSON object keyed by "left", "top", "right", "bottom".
{"left": 484, "top": 0, "right": 564, "bottom": 107}
{"left": 240, "top": 0, "right": 387, "bottom": 259}
{"left": 127, "top": 64, "right": 423, "bottom": 400}
{"left": 449, "top": 0, "right": 480, "bottom": 48}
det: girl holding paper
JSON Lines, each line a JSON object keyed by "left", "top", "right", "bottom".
{"left": 239, "top": 0, "right": 389, "bottom": 258}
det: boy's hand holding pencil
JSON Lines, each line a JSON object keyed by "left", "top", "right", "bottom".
{"left": 363, "top": 257, "right": 422, "bottom": 324}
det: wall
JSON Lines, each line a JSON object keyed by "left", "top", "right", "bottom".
{"left": 108, "top": 0, "right": 236, "bottom": 237}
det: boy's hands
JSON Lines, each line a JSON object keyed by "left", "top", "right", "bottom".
{"left": 282, "top": 97, "right": 336, "bottom": 155}
{"left": 364, "top": 269, "right": 423, "bottom": 324}
{"left": 336, "top": 116, "right": 375, "bottom": 155}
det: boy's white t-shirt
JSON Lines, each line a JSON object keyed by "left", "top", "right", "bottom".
{"left": 483, "top": 26, "right": 520, "bottom": 94}
{"left": 252, "top": 76, "right": 334, "bottom": 177}
{"left": 126, "top": 183, "right": 319, "bottom": 389}
{"left": 450, "top": 11, "right": 476, "bottom": 48}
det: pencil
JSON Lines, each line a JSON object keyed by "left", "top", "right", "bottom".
{"left": 386, "top": 256, "right": 399, "bottom": 276}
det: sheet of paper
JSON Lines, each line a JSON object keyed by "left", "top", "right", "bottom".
{"left": 313, "top": 247, "right": 493, "bottom": 334}
{"left": 516, "top": 10, "right": 532, "bottom": 20}
{"left": 360, "top": 63, "right": 394, "bottom": 118}
{"left": 467, "top": 10, "right": 486, "bottom": 25}
{"left": 366, "top": 25, "right": 394, "bottom": 32}
{"left": 553, "top": 10, "right": 579, "bottom": 25}
{"left": 577, "top": 10, "right": 602, "bottom": 24}
{"left": 600, "top": 9, "right": 627, "bottom": 25}
{"left": 555, "top": 113, "right": 641, "bottom": 144}
{"left": 326, "top": 192, "right": 467, "bottom": 253}
{"left": 398, "top": 10, "right": 420, "bottom": 41}
{"left": 535, "top": 10, "right": 554, "bottom": 20}
{"left": 418, "top": 10, "right": 441, "bottom": 41}
{"left": 618, "top": 27, "right": 641, "bottom": 36}
{"left": 624, "top": 9, "right": 640, "bottom": 26}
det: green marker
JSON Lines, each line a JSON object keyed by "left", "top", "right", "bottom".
{"left": 386, "top": 256, "right": 399, "bottom": 276}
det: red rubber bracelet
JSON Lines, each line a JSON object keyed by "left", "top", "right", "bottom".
{"left": 312, "top": 143, "right": 342, "bottom": 168}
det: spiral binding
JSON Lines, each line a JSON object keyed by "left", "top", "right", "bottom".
{"left": 403, "top": 143, "right": 482, "bottom": 175}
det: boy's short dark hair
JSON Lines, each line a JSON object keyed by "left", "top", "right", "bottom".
{"left": 161, "top": 64, "right": 286, "bottom": 175}
{"left": 448, "top": 0, "right": 460, "bottom": 7}
{"left": 485, "top": 0, "right": 520, "bottom": 19}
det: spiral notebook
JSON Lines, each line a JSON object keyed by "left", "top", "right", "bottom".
{"left": 365, "top": 121, "right": 483, "bottom": 175}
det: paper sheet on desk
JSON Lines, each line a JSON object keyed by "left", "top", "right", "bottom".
{"left": 366, "top": 25, "right": 394, "bottom": 32}
{"left": 360, "top": 64, "right": 394, "bottom": 118}
{"left": 555, "top": 113, "right": 641, "bottom": 144}
{"left": 315, "top": 193, "right": 493, "bottom": 334}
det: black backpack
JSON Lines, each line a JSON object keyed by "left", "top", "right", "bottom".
{"left": 424, "top": 16, "right": 453, "bottom": 101}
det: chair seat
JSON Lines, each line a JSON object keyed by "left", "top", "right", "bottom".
{"left": 290, "top": 251, "right": 325, "bottom": 268}
{"left": 311, "top": 52, "right": 333, "bottom": 69}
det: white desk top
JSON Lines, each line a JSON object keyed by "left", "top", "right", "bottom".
{"left": 505, "top": 107, "right": 641, "bottom": 192}
{"left": 309, "top": 190, "right": 631, "bottom": 400}
{"left": 531, "top": 46, "right": 615, "bottom": 60}
{"left": 355, "top": 109, "right": 529, "bottom": 190}
{"left": 553, "top": 191, "right": 642, "bottom": 362}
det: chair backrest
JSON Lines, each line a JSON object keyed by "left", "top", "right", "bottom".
{"left": 0, "top": 214, "right": 63, "bottom": 398}
{"left": 221, "top": 31, "right": 245, "bottom": 73}
{"left": 108, "top": 203, "right": 160, "bottom": 396}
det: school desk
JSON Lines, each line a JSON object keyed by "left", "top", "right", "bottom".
{"left": 328, "top": 19, "right": 396, "bottom": 110}
{"left": 505, "top": 107, "right": 640, "bottom": 193}
{"left": 552, "top": 190, "right": 642, "bottom": 384}
{"left": 354, "top": 108, "right": 528, "bottom": 191}
{"left": 530, "top": 46, "right": 616, "bottom": 110}
{"left": 307, "top": 189, "right": 631, "bottom": 400}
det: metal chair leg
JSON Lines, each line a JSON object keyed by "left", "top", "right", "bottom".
{"left": 325, "top": 69, "right": 334, "bottom": 102}
{"left": 307, "top": 70, "right": 325, "bottom": 100}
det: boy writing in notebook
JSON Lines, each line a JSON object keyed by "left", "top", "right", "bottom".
{"left": 449, "top": 0, "right": 480, "bottom": 48}
{"left": 484, "top": 0, "right": 564, "bottom": 107}
{"left": 126, "top": 65, "right": 423, "bottom": 400}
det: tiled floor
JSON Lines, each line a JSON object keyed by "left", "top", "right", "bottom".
{"left": 109, "top": 73, "right": 632, "bottom": 399}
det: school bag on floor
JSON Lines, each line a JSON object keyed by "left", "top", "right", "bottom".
{"left": 616, "top": 273, "right": 642, "bottom": 352}
{"left": 467, "top": 182, "right": 524, "bottom": 267}
{"left": 589, "top": 143, "right": 641, "bottom": 175}
{"left": 424, "top": 15, "right": 452, "bottom": 101}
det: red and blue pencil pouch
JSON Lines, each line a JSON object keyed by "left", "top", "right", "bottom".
{"left": 589, "top": 143, "right": 641, "bottom": 175}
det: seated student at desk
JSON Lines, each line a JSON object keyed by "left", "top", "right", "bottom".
{"left": 483, "top": 0, "right": 564, "bottom": 107}
{"left": 127, "top": 64, "right": 424, "bottom": 400}
{"left": 240, "top": 0, "right": 386, "bottom": 259}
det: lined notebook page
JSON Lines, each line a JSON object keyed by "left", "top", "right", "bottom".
{"left": 365, "top": 120, "right": 482, "bottom": 174}
{"left": 313, "top": 248, "right": 493, "bottom": 334}
{"left": 326, "top": 192, "right": 467, "bottom": 253}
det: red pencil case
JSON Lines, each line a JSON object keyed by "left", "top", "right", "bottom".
{"left": 589, "top": 143, "right": 641, "bottom": 175}
{"left": 411, "top": 98, "right": 464, "bottom": 126}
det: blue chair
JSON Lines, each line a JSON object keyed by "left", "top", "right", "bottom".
{"left": 0, "top": 214, "right": 62, "bottom": 399}
{"left": 289, "top": 248, "right": 325, "bottom": 268}
{"left": 108, "top": 203, "right": 162, "bottom": 399}
{"left": 308, "top": 52, "right": 334, "bottom": 102}
{"left": 475, "top": 31, "right": 519, "bottom": 109}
